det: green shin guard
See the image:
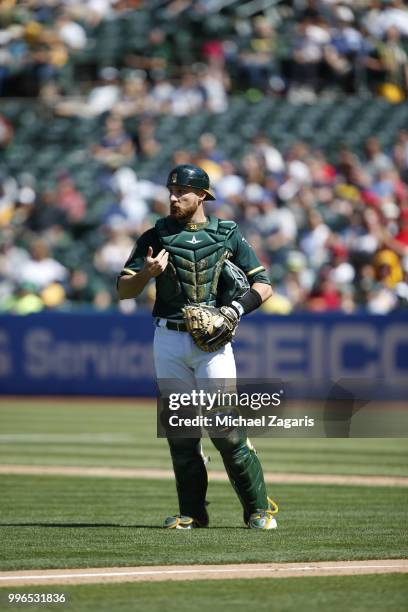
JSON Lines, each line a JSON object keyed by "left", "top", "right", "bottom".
{"left": 211, "top": 432, "right": 268, "bottom": 523}
{"left": 167, "top": 438, "right": 209, "bottom": 526}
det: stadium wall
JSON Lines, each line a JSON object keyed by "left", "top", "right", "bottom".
{"left": 0, "top": 312, "right": 407, "bottom": 397}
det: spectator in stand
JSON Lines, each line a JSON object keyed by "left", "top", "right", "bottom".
{"left": 2, "top": 282, "right": 45, "bottom": 315}
{"left": 393, "top": 133, "right": 408, "bottom": 183}
{"left": 55, "top": 171, "right": 87, "bottom": 223}
{"left": 300, "top": 209, "right": 332, "bottom": 269}
{"left": 382, "top": 25, "right": 408, "bottom": 94}
{"left": 125, "top": 27, "right": 172, "bottom": 77}
{"left": 21, "top": 20, "right": 69, "bottom": 95}
{"left": 170, "top": 71, "right": 205, "bottom": 116}
{"left": 363, "top": 137, "right": 393, "bottom": 179}
{"left": 329, "top": 242, "right": 356, "bottom": 288}
{"left": 20, "top": 239, "right": 68, "bottom": 290}
{"left": 364, "top": 0, "right": 408, "bottom": 40}
{"left": 198, "top": 63, "right": 230, "bottom": 114}
{"left": 214, "top": 160, "right": 245, "bottom": 203}
{"left": 84, "top": 66, "right": 122, "bottom": 114}
{"left": 112, "top": 71, "right": 151, "bottom": 117}
{"left": 251, "top": 135, "right": 285, "bottom": 175}
{"left": 26, "top": 190, "right": 67, "bottom": 233}
{"left": 0, "top": 113, "right": 13, "bottom": 148}
{"left": 365, "top": 25, "right": 408, "bottom": 100}
{"left": 0, "top": 30, "right": 14, "bottom": 96}
{"left": 201, "top": 39, "right": 225, "bottom": 68}
{"left": 135, "top": 117, "right": 160, "bottom": 160}
{"left": 65, "top": 268, "right": 103, "bottom": 307}
{"left": 271, "top": 252, "right": 309, "bottom": 312}
{"left": 278, "top": 142, "right": 313, "bottom": 202}
{"left": 241, "top": 151, "right": 267, "bottom": 184}
{"left": 195, "top": 132, "right": 225, "bottom": 183}
{"left": 289, "top": 15, "right": 329, "bottom": 100}
{"left": 56, "top": 67, "right": 121, "bottom": 117}
{"left": 149, "top": 69, "right": 175, "bottom": 114}
{"left": 324, "top": 5, "right": 364, "bottom": 93}
{"left": 0, "top": 230, "right": 30, "bottom": 291}
{"left": 94, "top": 225, "right": 135, "bottom": 281}
{"left": 236, "top": 16, "right": 277, "bottom": 92}
{"left": 395, "top": 208, "right": 408, "bottom": 250}
{"left": 56, "top": 13, "right": 87, "bottom": 52}
{"left": 93, "top": 113, "right": 136, "bottom": 166}
{"left": 307, "top": 265, "right": 341, "bottom": 311}
{"left": 396, "top": 130, "right": 408, "bottom": 166}
{"left": 103, "top": 166, "right": 151, "bottom": 231}
{"left": 374, "top": 247, "right": 403, "bottom": 287}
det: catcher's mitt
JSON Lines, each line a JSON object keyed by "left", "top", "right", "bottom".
{"left": 182, "top": 304, "right": 240, "bottom": 352}
{"left": 217, "top": 259, "right": 250, "bottom": 306}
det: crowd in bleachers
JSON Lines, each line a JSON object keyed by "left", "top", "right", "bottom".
{"left": 1, "top": 117, "right": 408, "bottom": 314}
{"left": 1, "top": 1, "right": 408, "bottom": 102}
{"left": 1, "top": 1, "right": 408, "bottom": 314}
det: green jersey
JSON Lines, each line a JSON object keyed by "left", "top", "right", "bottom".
{"left": 119, "top": 215, "right": 270, "bottom": 320}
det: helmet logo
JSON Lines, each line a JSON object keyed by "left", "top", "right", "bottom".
{"left": 171, "top": 173, "right": 177, "bottom": 183}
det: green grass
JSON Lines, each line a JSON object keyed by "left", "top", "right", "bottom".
{"left": 1, "top": 475, "right": 407, "bottom": 571}
{"left": 0, "top": 401, "right": 407, "bottom": 476}
{"left": 1, "top": 401, "right": 407, "bottom": 611}
{"left": 1, "top": 575, "right": 408, "bottom": 612}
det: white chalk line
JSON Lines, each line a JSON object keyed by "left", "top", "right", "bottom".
{"left": 1, "top": 561, "right": 408, "bottom": 584}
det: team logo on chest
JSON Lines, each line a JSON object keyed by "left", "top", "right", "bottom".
{"left": 186, "top": 235, "right": 202, "bottom": 244}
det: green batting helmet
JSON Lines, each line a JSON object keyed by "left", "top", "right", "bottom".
{"left": 166, "top": 164, "right": 215, "bottom": 200}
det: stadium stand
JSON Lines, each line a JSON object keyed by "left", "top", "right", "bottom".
{"left": 1, "top": 0, "right": 408, "bottom": 314}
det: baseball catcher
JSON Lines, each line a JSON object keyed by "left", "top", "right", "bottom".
{"left": 117, "top": 163, "right": 278, "bottom": 530}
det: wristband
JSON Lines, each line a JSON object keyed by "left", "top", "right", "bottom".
{"left": 231, "top": 288, "right": 263, "bottom": 316}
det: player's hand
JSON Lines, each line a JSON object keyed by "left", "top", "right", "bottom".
{"left": 144, "top": 246, "right": 169, "bottom": 277}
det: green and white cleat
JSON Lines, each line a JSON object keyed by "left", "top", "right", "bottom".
{"left": 247, "top": 497, "right": 278, "bottom": 530}
{"left": 163, "top": 515, "right": 208, "bottom": 529}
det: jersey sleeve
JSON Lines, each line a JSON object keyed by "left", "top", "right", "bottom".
{"left": 118, "top": 228, "right": 159, "bottom": 277}
{"left": 229, "top": 228, "right": 271, "bottom": 285}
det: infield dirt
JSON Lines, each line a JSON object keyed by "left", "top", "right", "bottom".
{"left": 0, "top": 464, "right": 407, "bottom": 487}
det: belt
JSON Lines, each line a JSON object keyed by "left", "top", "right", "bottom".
{"left": 155, "top": 318, "right": 187, "bottom": 332}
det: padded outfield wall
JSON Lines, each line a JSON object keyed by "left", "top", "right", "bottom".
{"left": 0, "top": 312, "right": 407, "bottom": 397}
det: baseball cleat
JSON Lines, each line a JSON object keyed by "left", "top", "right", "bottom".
{"left": 163, "top": 515, "right": 208, "bottom": 529}
{"left": 247, "top": 497, "right": 278, "bottom": 530}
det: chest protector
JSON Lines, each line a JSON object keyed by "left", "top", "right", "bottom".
{"left": 155, "top": 216, "right": 236, "bottom": 306}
